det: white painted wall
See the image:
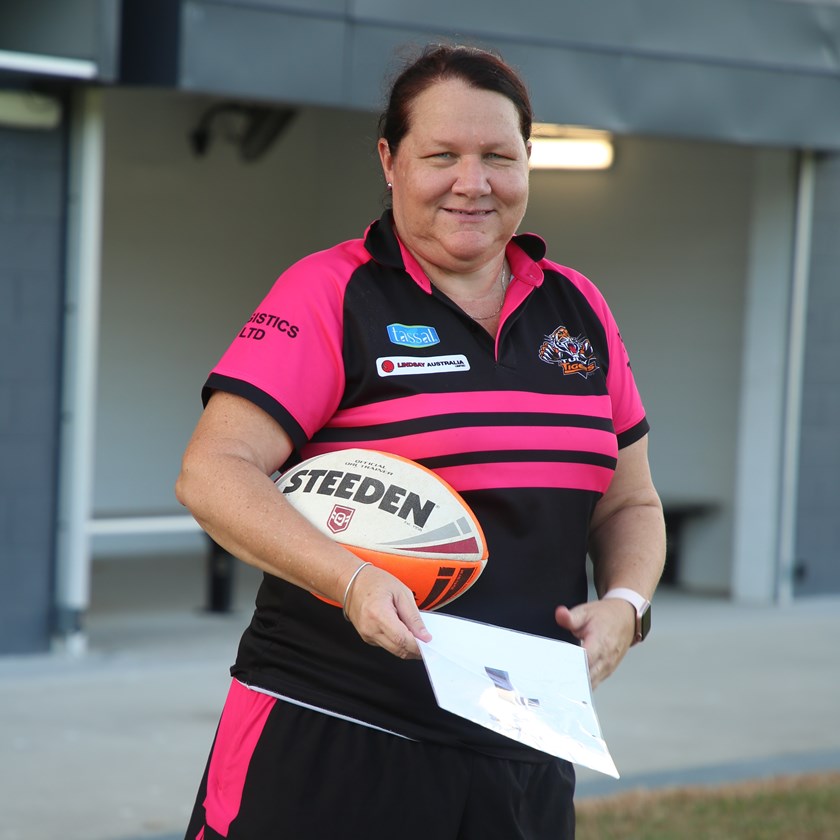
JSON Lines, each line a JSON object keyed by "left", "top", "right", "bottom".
{"left": 96, "top": 89, "right": 760, "bottom": 592}
{"left": 525, "top": 137, "right": 754, "bottom": 592}
{"left": 95, "top": 90, "right": 383, "bottom": 553}
{"left": 99, "top": 90, "right": 381, "bottom": 536}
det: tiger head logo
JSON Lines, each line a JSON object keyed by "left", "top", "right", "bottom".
{"left": 538, "top": 325, "right": 599, "bottom": 378}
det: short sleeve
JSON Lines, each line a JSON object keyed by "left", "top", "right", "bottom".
{"left": 202, "top": 244, "right": 364, "bottom": 449}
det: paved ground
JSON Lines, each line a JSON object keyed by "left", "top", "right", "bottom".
{"left": 1, "top": 554, "right": 839, "bottom": 840}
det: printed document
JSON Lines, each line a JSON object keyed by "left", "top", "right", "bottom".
{"left": 418, "top": 612, "right": 619, "bottom": 778}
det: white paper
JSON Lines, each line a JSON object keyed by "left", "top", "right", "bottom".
{"left": 417, "top": 612, "right": 619, "bottom": 778}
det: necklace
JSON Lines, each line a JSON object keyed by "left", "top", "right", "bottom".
{"left": 470, "top": 262, "right": 510, "bottom": 321}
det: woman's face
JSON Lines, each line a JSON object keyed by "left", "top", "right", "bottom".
{"left": 378, "top": 78, "right": 531, "bottom": 276}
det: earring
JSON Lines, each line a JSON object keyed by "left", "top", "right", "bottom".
{"left": 387, "top": 182, "right": 392, "bottom": 191}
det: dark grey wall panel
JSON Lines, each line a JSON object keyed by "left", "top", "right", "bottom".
{"left": 219, "top": 0, "right": 346, "bottom": 13}
{"left": 0, "top": 123, "right": 67, "bottom": 653}
{"left": 161, "top": 0, "right": 840, "bottom": 149}
{"left": 347, "top": 25, "right": 840, "bottom": 149}
{"left": 351, "top": 0, "right": 840, "bottom": 74}
{"left": 180, "top": 1, "right": 347, "bottom": 103}
{"left": 505, "top": 41, "right": 840, "bottom": 147}
{"left": 795, "top": 153, "right": 840, "bottom": 596}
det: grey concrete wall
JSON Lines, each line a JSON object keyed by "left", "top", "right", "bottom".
{"left": 731, "top": 150, "right": 798, "bottom": 603}
{"left": 0, "top": 124, "right": 66, "bottom": 653}
{"left": 795, "top": 153, "right": 840, "bottom": 595}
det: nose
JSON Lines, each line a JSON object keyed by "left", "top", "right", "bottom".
{"left": 453, "top": 155, "right": 491, "bottom": 197}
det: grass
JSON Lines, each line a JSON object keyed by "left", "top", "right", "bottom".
{"left": 576, "top": 772, "right": 840, "bottom": 840}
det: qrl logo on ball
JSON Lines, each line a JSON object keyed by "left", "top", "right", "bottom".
{"left": 327, "top": 504, "right": 355, "bottom": 534}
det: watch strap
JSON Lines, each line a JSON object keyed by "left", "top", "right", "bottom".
{"left": 603, "top": 587, "right": 651, "bottom": 644}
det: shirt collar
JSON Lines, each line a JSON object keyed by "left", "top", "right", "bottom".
{"left": 364, "top": 210, "right": 546, "bottom": 290}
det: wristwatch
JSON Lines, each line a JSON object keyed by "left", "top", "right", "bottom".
{"left": 603, "top": 587, "right": 651, "bottom": 645}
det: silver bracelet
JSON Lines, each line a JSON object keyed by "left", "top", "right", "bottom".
{"left": 341, "top": 561, "right": 373, "bottom": 621}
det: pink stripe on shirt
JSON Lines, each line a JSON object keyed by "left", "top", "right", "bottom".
{"left": 325, "top": 391, "right": 614, "bottom": 428}
{"left": 304, "top": 424, "right": 617, "bottom": 463}
{"left": 436, "top": 461, "right": 616, "bottom": 493}
{"left": 203, "top": 680, "right": 275, "bottom": 837}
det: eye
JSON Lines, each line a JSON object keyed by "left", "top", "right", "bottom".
{"left": 484, "top": 152, "right": 515, "bottom": 162}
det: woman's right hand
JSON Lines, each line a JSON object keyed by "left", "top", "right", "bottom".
{"left": 177, "top": 392, "right": 433, "bottom": 660}
{"left": 341, "top": 564, "right": 432, "bottom": 659}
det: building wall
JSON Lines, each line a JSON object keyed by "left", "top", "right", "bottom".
{"left": 524, "top": 137, "right": 754, "bottom": 592}
{"left": 795, "top": 152, "right": 840, "bottom": 595}
{"left": 0, "top": 123, "right": 66, "bottom": 653}
{"left": 731, "top": 150, "right": 799, "bottom": 603}
{"left": 94, "top": 88, "right": 755, "bottom": 593}
{"left": 94, "top": 89, "right": 384, "bottom": 554}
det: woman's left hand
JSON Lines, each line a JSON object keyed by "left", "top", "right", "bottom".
{"left": 561, "top": 435, "right": 664, "bottom": 689}
{"left": 554, "top": 598, "right": 636, "bottom": 689}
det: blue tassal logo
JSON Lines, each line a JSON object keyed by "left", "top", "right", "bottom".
{"left": 387, "top": 323, "right": 440, "bottom": 347}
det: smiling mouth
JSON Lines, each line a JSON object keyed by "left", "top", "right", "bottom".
{"left": 444, "top": 208, "right": 494, "bottom": 216}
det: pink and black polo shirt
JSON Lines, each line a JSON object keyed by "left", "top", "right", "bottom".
{"left": 202, "top": 211, "right": 648, "bottom": 758}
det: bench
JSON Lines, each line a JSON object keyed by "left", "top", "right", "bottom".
{"left": 86, "top": 515, "right": 236, "bottom": 612}
{"left": 86, "top": 502, "right": 712, "bottom": 611}
{"left": 661, "top": 502, "right": 716, "bottom": 586}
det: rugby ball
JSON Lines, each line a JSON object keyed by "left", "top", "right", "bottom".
{"left": 274, "top": 448, "right": 488, "bottom": 610}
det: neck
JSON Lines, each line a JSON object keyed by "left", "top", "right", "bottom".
{"left": 427, "top": 258, "right": 510, "bottom": 325}
{"left": 423, "top": 255, "right": 507, "bottom": 298}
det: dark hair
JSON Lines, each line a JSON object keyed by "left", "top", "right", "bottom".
{"left": 378, "top": 44, "right": 533, "bottom": 156}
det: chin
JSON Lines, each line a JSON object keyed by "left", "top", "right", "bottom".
{"left": 443, "top": 232, "right": 504, "bottom": 263}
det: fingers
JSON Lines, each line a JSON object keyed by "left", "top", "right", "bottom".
{"left": 587, "top": 652, "right": 611, "bottom": 690}
{"left": 587, "top": 633, "right": 627, "bottom": 689}
{"left": 555, "top": 600, "right": 632, "bottom": 689}
{"left": 344, "top": 566, "right": 431, "bottom": 660}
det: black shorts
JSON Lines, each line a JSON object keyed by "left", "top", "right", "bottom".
{"left": 185, "top": 679, "right": 576, "bottom": 840}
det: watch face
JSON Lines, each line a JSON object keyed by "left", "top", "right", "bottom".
{"left": 639, "top": 603, "right": 652, "bottom": 641}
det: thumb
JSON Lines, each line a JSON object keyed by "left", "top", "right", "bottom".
{"left": 396, "top": 592, "right": 433, "bottom": 643}
{"left": 555, "top": 604, "right": 585, "bottom": 639}
{"left": 409, "top": 615, "right": 433, "bottom": 644}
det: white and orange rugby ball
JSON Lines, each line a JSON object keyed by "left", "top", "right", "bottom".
{"left": 274, "top": 448, "right": 488, "bottom": 611}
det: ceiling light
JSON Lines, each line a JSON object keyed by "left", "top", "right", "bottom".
{"left": 0, "top": 90, "right": 61, "bottom": 130}
{"left": 529, "top": 126, "right": 614, "bottom": 170}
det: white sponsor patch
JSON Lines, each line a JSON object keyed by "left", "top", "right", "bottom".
{"left": 376, "top": 354, "right": 470, "bottom": 377}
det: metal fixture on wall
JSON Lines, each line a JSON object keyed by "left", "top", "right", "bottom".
{"left": 529, "top": 125, "right": 614, "bottom": 170}
{"left": 189, "top": 102, "right": 297, "bottom": 162}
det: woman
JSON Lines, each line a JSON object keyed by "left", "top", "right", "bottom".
{"left": 178, "top": 43, "right": 665, "bottom": 839}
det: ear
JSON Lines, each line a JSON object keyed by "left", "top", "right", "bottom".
{"left": 525, "top": 139, "right": 532, "bottom": 161}
{"left": 378, "top": 138, "right": 394, "bottom": 184}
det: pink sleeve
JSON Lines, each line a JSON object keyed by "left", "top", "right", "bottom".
{"left": 204, "top": 243, "right": 363, "bottom": 445}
